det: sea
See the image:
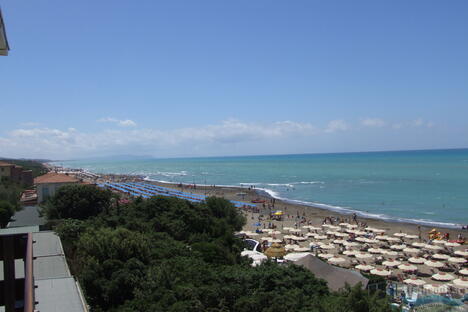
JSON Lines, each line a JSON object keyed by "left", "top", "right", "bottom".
{"left": 54, "top": 149, "right": 468, "bottom": 228}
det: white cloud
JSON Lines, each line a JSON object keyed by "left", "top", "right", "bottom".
{"left": 325, "top": 120, "right": 348, "bottom": 133}
{"left": 361, "top": 118, "right": 386, "bottom": 128}
{"left": 411, "top": 118, "right": 434, "bottom": 128}
{"left": 98, "top": 117, "right": 137, "bottom": 127}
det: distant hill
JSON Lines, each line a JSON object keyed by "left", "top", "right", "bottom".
{"left": 0, "top": 158, "right": 48, "bottom": 177}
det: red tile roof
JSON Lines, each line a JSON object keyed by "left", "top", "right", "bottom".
{"left": 34, "top": 173, "right": 80, "bottom": 184}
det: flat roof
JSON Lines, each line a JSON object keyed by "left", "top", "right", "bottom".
{"left": 0, "top": 8, "right": 9, "bottom": 56}
{"left": 0, "top": 225, "right": 40, "bottom": 235}
{"left": 35, "top": 277, "right": 88, "bottom": 312}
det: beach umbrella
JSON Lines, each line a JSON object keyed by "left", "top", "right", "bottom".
{"left": 326, "top": 231, "right": 339, "bottom": 235}
{"left": 328, "top": 225, "right": 341, "bottom": 230}
{"left": 294, "top": 236, "right": 307, "bottom": 241}
{"left": 315, "top": 235, "right": 328, "bottom": 240}
{"left": 346, "top": 229, "right": 357, "bottom": 234}
{"left": 305, "top": 233, "right": 316, "bottom": 237}
{"left": 452, "top": 278, "right": 468, "bottom": 288}
{"left": 339, "top": 223, "right": 351, "bottom": 227}
{"left": 270, "top": 230, "right": 281, "bottom": 235}
{"left": 284, "top": 252, "right": 312, "bottom": 262}
{"left": 393, "top": 232, "right": 407, "bottom": 237}
{"left": 404, "top": 234, "right": 419, "bottom": 239}
{"left": 355, "top": 253, "right": 373, "bottom": 260}
{"left": 343, "top": 241, "right": 360, "bottom": 247}
{"left": 318, "top": 253, "right": 334, "bottom": 259}
{"left": 370, "top": 268, "right": 391, "bottom": 276}
{"left": 271, "top": 239, "right": 282, "bottom": 243}
{"left": 459, "top": 268, "right": 468, "bottom": 276}
{"left": 320, "top": 243, "right": 336, "bottom": 250}
{"left": 343, "top": 250, "right": 358, "bottom": 256}
{"left": 386, "top": 237, "right": 400, "bottom": 242}
{"left": 333, "top": 239, "right": 346, "bottom": 244}
{"left": 294, "top": 246, "right": 311, "bottom": 252}
{"left": 448, "top": 257, "right": 466, "bottom": 264}
{"left": 283, "top": 227, "right": 295, "bottom": 231}
{"left": 424, "top": 244, "right": 443, "bottom": 251}
{"left": 347, "top": 224, "right": 358, "bottom": 229}
{"left": 368, "top": 248, "right": 385, "bottom": 254}
{"left": 321, "top": 224, "right": 332, "bottom": 228}
{"left": 382, "top": 260, "right": 401, "bottom": 267}
{"left": 285, "top": 244, "right": 300, "bottom": 251}
{"left": 432, "top": 240, "right": 446, "bottom": 245}
{"left": 328, "top": 257, "right": 346, "bottom": 264}
{"left": 376, "top": 235, "right": 390, "bottom": 241}
{"left": 403, "top": 247, "right": 420, "bottom": 254}
{"left": 424, "top": 260, "right": 445, "bottom": 268}
{"left": 334, "top": 232, "right": 349, "bottom": 237}
{"left": 404, "top": 278, "right": 426, "bottom": 286}
{"left": 260, "top": 237, "right": 272, "bottom": 242}
{"left": 398, "top": 263, "right": 418, "bottom": 271}
{"left": 390, "top": 244, "right": 406, "bottom": 250}
{"left": 355, "top": 264, "right": 374, "bottom": 271}
{"left": 454, "top": 250, "right": 468, "bottom": 257}
{"left": 355, "top": 237, "right": 368, "bottom": 242}
{"left": 431, "top": 272, "right": 455, "bottom": 281}
{"left": 365, "top": 238, "right": 380, "bottom": 244}
{"left": 289, "top": 229, "right": 302, "bottom": 234}
{"left": 383, "top": 250, "right": 399, "bottom": 257}
{"left": 412, "top": 242, "right": 425, "bottom": 248}
{"left": 432, "top": 253, "right": 450, "bottom": 260}
{"left": 302, "top": 225, "right": 313, "bottom": 230}
{"left": 309, "top": 226, "right": 322, "bottom": 231}
{"left": 408, "top": 257, "right": 425, "bottom": 264}
{"left": 283, "top": 234, "right": 294, "bottom": 239}
{"left": 423, "top": 284, "right": 449, "bottom": 294}
{"left": 445, "top": 241, "right": 460, "bottom": 247}
{"left": 354, "top": 230, "right": 367, "bottom": 236}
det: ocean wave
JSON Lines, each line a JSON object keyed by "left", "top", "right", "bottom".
{"left": 296, "top": 181, "right": 325, "bottom": 185}
{"left": 154, "top": 171, "right": 188, "bottom": 177}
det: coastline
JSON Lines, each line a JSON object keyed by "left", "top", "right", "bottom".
{"left": 47, "top": 162, "right": 466, "bottom": 236}
{"left": 143, "top": 178, "right": 466, "bottom": 238}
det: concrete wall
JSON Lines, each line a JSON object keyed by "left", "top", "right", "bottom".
{"left": 37, "top": 182, "right": 75, "bottom": 203}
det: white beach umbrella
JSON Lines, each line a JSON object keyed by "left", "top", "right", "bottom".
{"left": 354, "top": 230, "right": 367, "bottom": 236}
{"left": 452, "top": 278, "right": 468, "bottom": 288}
{"left": 334, "top": 232, "right": 349, "bottom": 238}
{"left": 343, "top": 250, "right": 358, "bottom": 256}
{"left": 283, "top": 234, "right": 294, "bottom": 239}
{"left": 260, "top": 237, "right": 272, "bottom": 242}
{"left": 285, "top": 244, "right": 300, "bottom": 251}
{"left": 454, "top": 250, "right": 468, "bottom": 257}
{"left": 308, "top": 226, "right": 322, "bottom": 231}
{"left": 368, "top": 248, "right": 385, "bottom": 254}
{"left": 411, "top": 242, "right": 426, "bottom": 248}
{"left": 403, "top": 247, "right": 420, "bottom": 254}
{"left": 355, "top": 237, "right": 368, "bottom": 242}
{"left": 424, "top": 244, "right": 443, "bottom": 251}
{"left": 365, "top": 238, "right": 380, "bottom": 244}
{"left": 444, "top": 241, "right": 460, "bottom": 247}
{"left": 271, "top": 239, "right": 282, "bottom": 243}
{"left": 398, "top": 263, "right": 418, "bottom": 271}
{"left": 424, "top": 260, "right": 445, "bottom": 268}
{"left": 355, "top": 253, "right": 373, "bottom": 260}
{"left": 328, "top": 256, "right": 346, "bottom": 264}
{"left": 432, "top": 253, "right": 450, "bottom": 260}
{"left": 355, "top": 264, "right": 375, "bottom": 271}
{"left": 382, "top": 260, "right": 401, "bottom": 267}
{"left": 270, "top": 230, "right": 281, "bottom": 235}
{"left": 301, "top": 225, "right": 313, "bottom": 230}
{"left": 432, "top": 272, "right": 455, "bottom": 281}
{"left": 321, "top": 224, "right": 332, "bottom": 228}
{"left": 383, "top": 250, "right": 399, "bottom": 257}
{"left": 408, "top": 257, "right": 425, "bottom": 264}
{"left": 262, "top": 228, "right": 274, "bottom": 233}
{"left": 393, "top": 232, "right": 407, "bottom": 237}
{"left": 390, "top": 244, "right": 406, "bottom": 250}
{"left": 404, "top": 278, "right": 426, "bottom": 286}
{"left": 347, "top": 224, "right": 358, "bottom": 229}
{"left": 386, "top": 237, "right": 401, "bottom": 242}
{"left": 318, "top": 253, "right": 334, "bottom": 259}
{"left": 333, "top": 239, "right": 346, "bottom": 244}
{"left": 404, "top": 234, "right": 419, "bottom": 239}
{"left": 339, "top": 223, "right": 351, "bottom": 227}
{"left": 294, "top": 246, "right": 311, "bottom": 252}
{"left": 370, "top": 268, "right": 391, "bottom": 276}
{"left": 284, "top": 252, "right": 312, "bottom": 262}
{"left": 376, "top": 235, "right": 390, "bottom": 241}
{"left": 294, "top": 236, "right": 307, "bottom": 241}
{"left": 448, "top": 257, "right": 467, "bottom": 264}
{"left": 283, "top": 227, "right": 295, "bottom": 231}
{"left": 343, "top": 241, "right": 360, "bottom": 247}
{"left": 432, "top": 240, "right": 446, "bottom": 245}
{"left": 320, "top": 243, "right": 336, "bottom": 250}
{"left": 459, "top": 268, "right": 468, "bottom": 276}
{"left": 423, "top": 284, "right": 449, "bottom": 294}
{"left": 328, "top": 225, "right": 341, "bottom": 230}
{"left": 305, "top": 233, "right": 316, "bottom": 237}
{"left": 315, "top": 235, "right": 328, "bottom": 240}
{"left": 346, "top": 229, "right": 357, "bottom": 234}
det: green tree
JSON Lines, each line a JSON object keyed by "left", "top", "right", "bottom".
{"left": 42, "top": 184, "right": 113, "bottom": 220}
{"left": 0, "top": 200, "right": 15, "bottom": 228}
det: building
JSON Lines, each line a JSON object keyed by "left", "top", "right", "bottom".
{"left": 0, "top": 161, "right": 34, "bottom": 187}
{"left": 0, "top": 7, "right": 9, "bottom": 56}
{"left": 34, "top": 173, "right": 80, "bottom": 203}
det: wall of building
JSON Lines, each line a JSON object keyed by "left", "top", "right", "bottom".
{"left": 0, "top": 165, "right": 12, "bottom": 177}
{"left": 37, "top": 182, "right": 75, "bottom": 203}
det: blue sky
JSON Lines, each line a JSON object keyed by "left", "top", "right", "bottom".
{"left": 1, "top": 0, "right": 467, "bottom": 159}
